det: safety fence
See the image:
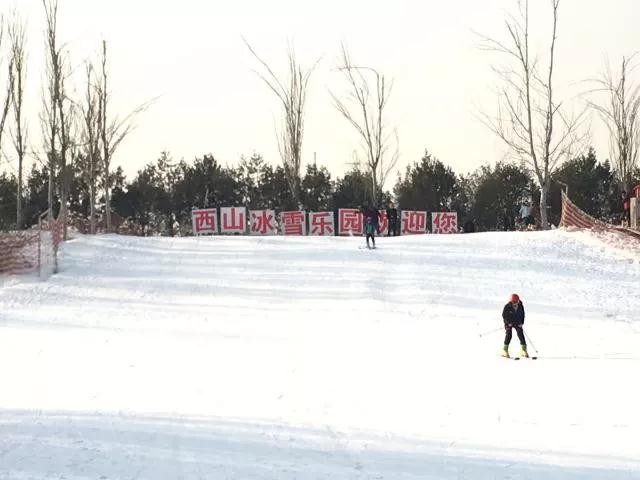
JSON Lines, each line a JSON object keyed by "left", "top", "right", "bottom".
{"left": 560, "top": 191, "right": 640, "bottom": 240}
{"left": 0, "top": 213, "right": 63, "bottom": 277}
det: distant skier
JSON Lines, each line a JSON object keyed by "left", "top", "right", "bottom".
{"left": 386, "top": 202, "right": 399, "bottom": 236}
{"left": 361, "top": 204, "right": 380, "bottom": 249}
{"left": 501, "top": 293, "right": 528, "bottom": 358}
{"left": 519, "top": 201, "right": 534, "bottom": 229}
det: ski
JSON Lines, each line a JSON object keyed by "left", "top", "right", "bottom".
{"left": 513, "top": 356, "right": 538, "bottom": 360}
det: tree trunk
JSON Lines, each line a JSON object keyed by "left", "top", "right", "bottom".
{"left": 105, "top": 178, "right": 111, "bottom": 232}
{"left": 60, "top": 166, "right": 68, "bottom": 239}
{"left": 539, "top": 183, "right": 549, "bottom": 229}
{"left": 371, "top": 170, "right": 378, "bottom": 205}
{"left": 48, "top": 161, "right": 54, "bottom": 221}
{"left": 89, "top": 152, "right": 96, "bottom": 234}
{"left": 90, "top": 181, "right": 96, "bottom": 234}
{"left": 17, "top": 160, "right": 23, "bottom": 228}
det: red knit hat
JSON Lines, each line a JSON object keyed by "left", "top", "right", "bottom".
{"left": 510, "top": 293, "right": 520, "bottom": 303}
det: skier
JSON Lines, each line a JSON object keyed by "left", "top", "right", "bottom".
{"left": 501, "top": 293, "right": 528, "bottom": 358}
{"left": 519, "top": 201, "right": 534, "bottom": 229}
{"left": 386, "top": 202, "right": 399, "bottom": 236}
{"left": 622, "top": 191, "right": 631, "bottom": 226}
{"left": 361, "top": 204, "right": 380, "bottom": 249}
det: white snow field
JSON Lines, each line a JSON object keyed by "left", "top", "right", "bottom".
{"left": 1, "top": 230, "right": 639, "bottom": 479}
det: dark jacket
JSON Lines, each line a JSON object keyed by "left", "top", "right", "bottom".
{"left": 502, "top": 301, "right": 525, "bottom": 326}
{"left": 362, "top": 207, "right": 380, "bottom": 227}
{"left": 463, "top": 219, "right": 475, "bottom": 233}
{"left": 386, "top": 208, "right": 398, "bottom": 223}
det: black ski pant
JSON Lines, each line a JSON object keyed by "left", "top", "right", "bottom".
{"left": 387, "top": 221, "right": 398, "bottom": 236}
{"left": 504, "top": 324, "right": 526, "bottom": 346}
{"left": 366, "top": 233, "right": 376, "bottom": 247}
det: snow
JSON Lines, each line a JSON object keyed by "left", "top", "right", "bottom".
{"left": 1, "top": 230, "right": 639, "bottom": 479}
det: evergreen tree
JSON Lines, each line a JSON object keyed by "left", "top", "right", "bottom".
{"left": 394, "top": 151, "right": 458, "bottom": 215}
{"left": 332, "top": 166, "right": 369, "bottom": 209}
{"left": 259, "top": 164, "right": 296, "bottom": 210}
{"left": 68, "top": 156, "right": 90, "bottom": 220}
{"left": 0, "top": 173, "right": 17, "bottom": 231}
{"left": 180, "top": 154, "right": 241, "bottom": 209}
{"left": 452, "top": 173, "right": 474, "bottom": 228}
{"left": 300, "top": 163, "right": 334, "bottom": 211}
{"left": 113, "top": 153, "right": 184, "bottom": 235}
{"left": 236, "top": 153, "right": 268, "bottom": 209}
{"left": 551, "top": 149, "right": 618, "bottom": 222}
{"left": 23, "top": 164, "right": 53, "bottom": 227}
{"left": 110, "top": 167, "right": 129, "bottom": 220}
{"left": 127, "top": 162, "right": 166, "bottom": 235}
{"left": 471, "top": 162, "right": 533, "bottom": 231}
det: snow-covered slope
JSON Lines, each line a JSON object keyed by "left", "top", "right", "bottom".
{"left": 1, "top": 230, "right": 639, "bottom": 479}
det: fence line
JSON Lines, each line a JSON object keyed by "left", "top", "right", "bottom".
{"left": 0, "top": 213, "right": 63, "bottom": 277}
{"left": 560, "top": 191, "right": 639, "bottom": 241}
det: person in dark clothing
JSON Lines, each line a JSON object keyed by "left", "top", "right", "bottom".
{"left": 503, "top": 210, "right": 514, "bottom": 231}
{"left": 361, "top": 204, "right": 380, "bottom": 249}
{"left": 463, "top": 219, "right": 475, "bottom": 233}
{"left": 386, "top": 202, "right": 399, "bottom": 236}
{"left": 622, "top": 191, "right": 631, "bottom": 226}
{"left": 501, "top": 293, "right": 528, "bottom": 358}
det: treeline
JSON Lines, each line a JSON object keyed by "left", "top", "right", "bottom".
{"left": 1, "top": 1, "right": 638, "bottom": 237}
{"left": 0, "top": 148, "right": 632, "bottom": 235}
{"left": 0, "top": 2, "right": 150, "bottom": 240}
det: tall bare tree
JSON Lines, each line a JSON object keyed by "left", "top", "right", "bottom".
{"left": 56, "top": 62, "right": 74, "bottom": 239}
{"left": 79, "top": 62, "right": 101, "bottom": 234}
{"left": 39, "top": 41, "right": 57, "bottom": 223}
{"left": 8, "top": 14, "right": 27, "bottom": 228}
{"left": 478, "top": 0, "right": 586, "bottom": 228}
{"left": 0, "top": 16, "right": 14, "bottom": 157}
{"left": 330, "top": 44, "right": 399, "bottom": 206}
{"left": 244, "top": 38, "right": 319, "bottom": 208}
{"left": 41, "top": 0, "right": 74, "bottom": 234}
{"left": 98, "top": 40, "right": 152, "bottom": 231}
{"left": 40, "top": 0, "right": 68, "bottom": 229}
{"left": 587, "top": 55, "right": 640, "bottom": 191}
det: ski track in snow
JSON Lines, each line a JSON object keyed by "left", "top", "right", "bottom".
{"left": 1, "top": 230, "right": 639, "bottom": 479}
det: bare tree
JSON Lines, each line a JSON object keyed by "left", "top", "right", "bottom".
{"left": 8, "top": 14, "right": 27, "bottom": 229}
{"left": 57, "top": 65, "right": 75, "bottom": 239}
{"left": 330, "top": 44, "right": 399, "bottom": 206}
{"left": 42, "top": 0, "right": 58, "bottom": 221}
{"left": 79, "top": 62, "right": 101, "bottom": 234}
{"left": 39, "top": 78, "right": 57, "bottom": 225}
{"left": 244, "top": 38, "right": 319, "bottom": 208}
{"left": 478, "top": 0, "right": 586, "bottom": 228}
{"left": 98, "top": 40, "right": 153, "bottom": 231}
{"left": 42, "top": 0, "right": 74, "bottom": 234}
{"left": 587, "top": 55, "right": 640, "bottom": 190}
{"left": 0, "top": 16, "right": 14, "bottom": 157}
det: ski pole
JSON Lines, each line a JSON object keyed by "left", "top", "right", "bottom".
{"left": 524, "top": 331, "right": 539, "bottom": 356}
{"left": 479, "top": 326, "right": 504, "bottom": 338}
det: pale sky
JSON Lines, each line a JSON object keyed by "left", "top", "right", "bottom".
{"left": 2, "top": 0, "right": 639, "bottom": 184}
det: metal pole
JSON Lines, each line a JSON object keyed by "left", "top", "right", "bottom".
{"left": 524, "top": 331, "right": 539, "bottom": 356}
{"left": 479, "top": 326, "right": 504, "bottom": 338}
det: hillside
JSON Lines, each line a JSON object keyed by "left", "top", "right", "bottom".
{"left": 1, "top": 230, "right": 639, "bottom": 479}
